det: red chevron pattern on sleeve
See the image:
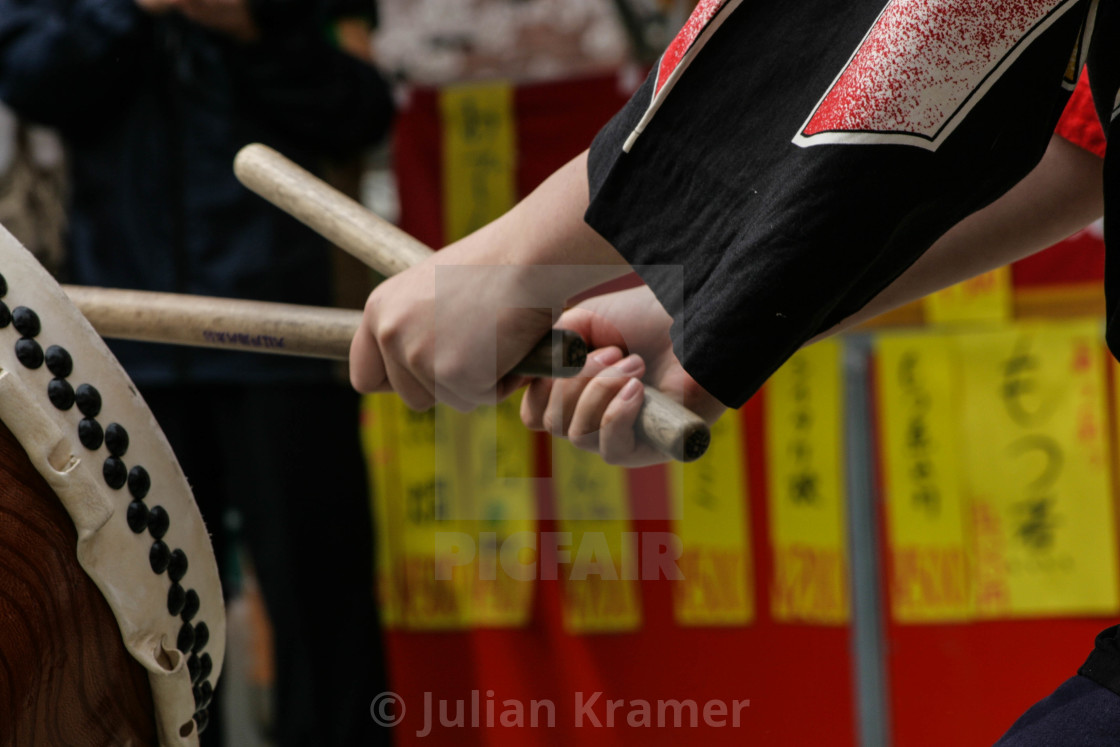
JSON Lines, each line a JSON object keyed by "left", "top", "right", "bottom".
{"left": 795, "top": 0, "right": 1082, "bottom": 150}
{"left": 624, "top": 0, "right": 741, "bottom": 152}
{"left": 655, "top": 0, "right": 729, "bottom": 97}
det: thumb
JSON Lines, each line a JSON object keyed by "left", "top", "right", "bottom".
{"left": 556, "top": 306, "right": 631, "bottom": 357}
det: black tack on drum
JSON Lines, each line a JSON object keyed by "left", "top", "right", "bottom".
{"left": 150, "top": 539, "right": 171, "bottom": 573}
{"left": 103, "top": 456, "right": 127, "bottom": 489}
{"left": 44, "top": 343, "right": 72, "bottom": 377}
{"left": 147, "top": 504, "right": 170, "bottom": 539}
{"left": 77, "top": 417, "right": 103, "bottom": 449}
{"left": 104, "top": 422, "right": 129, "bottom": 456}
{"left": 168, "top": 582, "right": 186, "bottom": 616}
{"left": 11, "top": 305, "right": 40, "bottom": 337}
{"left": 15, "top": 336, "right": 43, "bottom": 368}
{"left": 74, "top": 382, "right": 101, "bottom": 417}
{"left": 127, "top": 465, "right": 150, "bottom": 499}
{"left": 47, "top": 377, "right": 75, "bottom": 410}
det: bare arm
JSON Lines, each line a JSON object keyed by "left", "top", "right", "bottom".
{"left": 815, "top": 134, "right": 1104, "bottom": 339}
{"left": 350, "top": 151, "right": 633, "bottom": 408}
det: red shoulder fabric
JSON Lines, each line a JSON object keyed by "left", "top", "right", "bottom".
{"left": 1056, "top": 69, "right": 1107, "bottom": 158}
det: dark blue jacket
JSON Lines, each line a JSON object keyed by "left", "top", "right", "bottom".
{"left": 0, "top": 0, "right": 394, "bottom": 384}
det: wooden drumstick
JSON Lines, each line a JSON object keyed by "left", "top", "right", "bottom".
{"left": 66, "top": 285, "right": 589, "bottom": 378}
{"left": 233, "top": 144, "right": 710, "bottom": 462}
{"left": 63, "top": 285, "right": 360, "bottom": 360}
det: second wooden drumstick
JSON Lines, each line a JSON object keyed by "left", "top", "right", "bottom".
{"left": 233, "top": 144, "right": 711, "bottom": 462}
{"left": 64, "top": 286, "right": 587, "bottom": 378}
{"left": 64, "top": 285, "right": 360, "bottom": 360}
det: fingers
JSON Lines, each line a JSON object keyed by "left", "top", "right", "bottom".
{"left": 349, "top": 321, "right": 389, "bottom": 394}
{"left": 538, "top": 347, "right": 623, "bottom": 434}
{"left": 566, "top": 354, "right": 644, "bottom": 452}
{"left": 521, "top": 376, "right": 552, "bottom": 430}
{"left": 381, "top": 351, "right": 436, "bottom": 411}
{"left": 598, "top": 379, "right": 653, "bottom": 465}
{"left": 521, "top": 345, "right": 658, "bottom": 464}
{"left": 521, "top": 347, "right": 619, "bottom": 431}
{"left": 552, "top": 307, "right": 629, "bottom": 357}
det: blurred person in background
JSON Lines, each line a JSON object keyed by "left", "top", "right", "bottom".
{"left": 0, "top": 0, "right": 394, "bottom": 744}
{"left": 0, "top": 100, "right": 66, "bottom": 277}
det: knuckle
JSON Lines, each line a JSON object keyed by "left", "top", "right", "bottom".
{"left": 375, "top": 318, "right": 401, "bottom": 349}
{"left": 519, "top": 399, "right": 538, "bottom": 429}
{"left": 521, "top": 403, "right": 545, "bottom": 431}
{"left": 403, "top": 393, "right": 435, "bottom": 412}
{"left": 433, "top": 353, "right": 471, "bottom": 390}
{"left": 404, "top": 344, "right": 428, "bottom": 373}
{"left": 586, "top": 375, "right": 621, "bottom": 399}
{"left": 570, "top": 431, "right": 599, "bottom": 452}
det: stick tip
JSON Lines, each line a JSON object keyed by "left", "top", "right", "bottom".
{"left": 681, "top": 425, "right": 711, "bottom": 462}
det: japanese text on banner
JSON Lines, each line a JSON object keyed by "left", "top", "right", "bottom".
{"left": 670, "top": 409, "right": 753, "bottom": 626}
{"left": 361, "top": 395, "right": 403, "bottom": 628}
{"left": 440, "top": 82, "right": 517, "bottom": 240}
{"left": 877, "top": 334, "right": 972, "bottom": 622}
{"left": 553, "top": 440, "right": 642, "bottom": 633}
{"left": 958, "top": 322, "right": 1119, "bottom": 618}
{"left": 459, "top": 398, "right": 536, "bottom": 627}
{"left": 765, "top": 340, "right": 849, "bottom": 624}
{"left": 363, "top": 395, "right": 471, "bottom": 629}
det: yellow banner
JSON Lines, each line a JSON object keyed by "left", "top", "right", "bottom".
{"left": 958, "top": 322, "right": 1119, "bottom": 617}
{"left": 923, "top": 267, "right": 1012, "bottom": 325}
{"left": 361, "top": 395, "right": 403, "bottom": 628}
{"left": 361, "top": 83, "right": 525, "bottom": 630}
{"left": 670, "top": 409, "right": 753, "bottom": 626}
{"left": 553, "top": 440, "right": 642, "bottom": 633}
{"left": 440, "top": 82, "right": 517, "bottom": 241}
{"left": 876, "top": 334, "right": 972, "bottom": 622}
{"left": 362, "top": 396, "right": 473, "bottom": 629}
{"left": 765, "top": 340, "right": 849, "bottom": 624}
{"left": 460, "top": 397, "right": 537, "bottom": 627}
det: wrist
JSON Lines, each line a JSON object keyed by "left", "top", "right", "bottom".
{"left": 437, "top": 221, "right": 628, "bottom": 309}
{"left": 442, "top": 157, "right": 631, "bottom": 304}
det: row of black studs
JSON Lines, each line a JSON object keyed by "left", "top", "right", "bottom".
{"left": 0, "top": 272, "right": 213, "bottom": 733}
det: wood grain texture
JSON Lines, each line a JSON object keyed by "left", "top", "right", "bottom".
{"left": 235, "top": 143, "right": 432, "bottom": 277}
{"left": 65, "top": 285, "right": 360, "bottom": 361}
{"left": 0, "top": 421, "right": 156, "bottom": 746}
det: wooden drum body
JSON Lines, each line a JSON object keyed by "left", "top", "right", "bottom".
{"left": 0, "top": 224, "right": 224, "bottom": 745}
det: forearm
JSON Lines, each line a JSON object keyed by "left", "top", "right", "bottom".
{"left": 815, "top": 134, "right": 1105, "bottom": 339}
{"left": 433, "top": 150, "right": 632, "bottom": 304}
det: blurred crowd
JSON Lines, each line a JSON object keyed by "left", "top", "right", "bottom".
{"left": 0, "top": 1, "right": 689, "bottom": 744}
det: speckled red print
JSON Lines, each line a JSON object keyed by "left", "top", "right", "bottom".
{"left": 802, "top": 0, "right": 1064, "bottom": 139}
{"left": 656, "top": 0, "right": 728, "bottom": 96}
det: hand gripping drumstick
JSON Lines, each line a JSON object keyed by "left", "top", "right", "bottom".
{"left": 233, "top": 143, "right": 711, "bottom": 462}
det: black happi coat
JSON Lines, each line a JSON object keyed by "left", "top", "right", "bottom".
{"left": 586, "top": 0, "right": 1120, "bottom": 710}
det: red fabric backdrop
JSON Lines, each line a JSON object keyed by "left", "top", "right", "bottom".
{"left": 385, "top": 70, "right": 1111, "bottom": 746}
{"left": 386, "top": 72, "right": 855, "bottom": 746}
